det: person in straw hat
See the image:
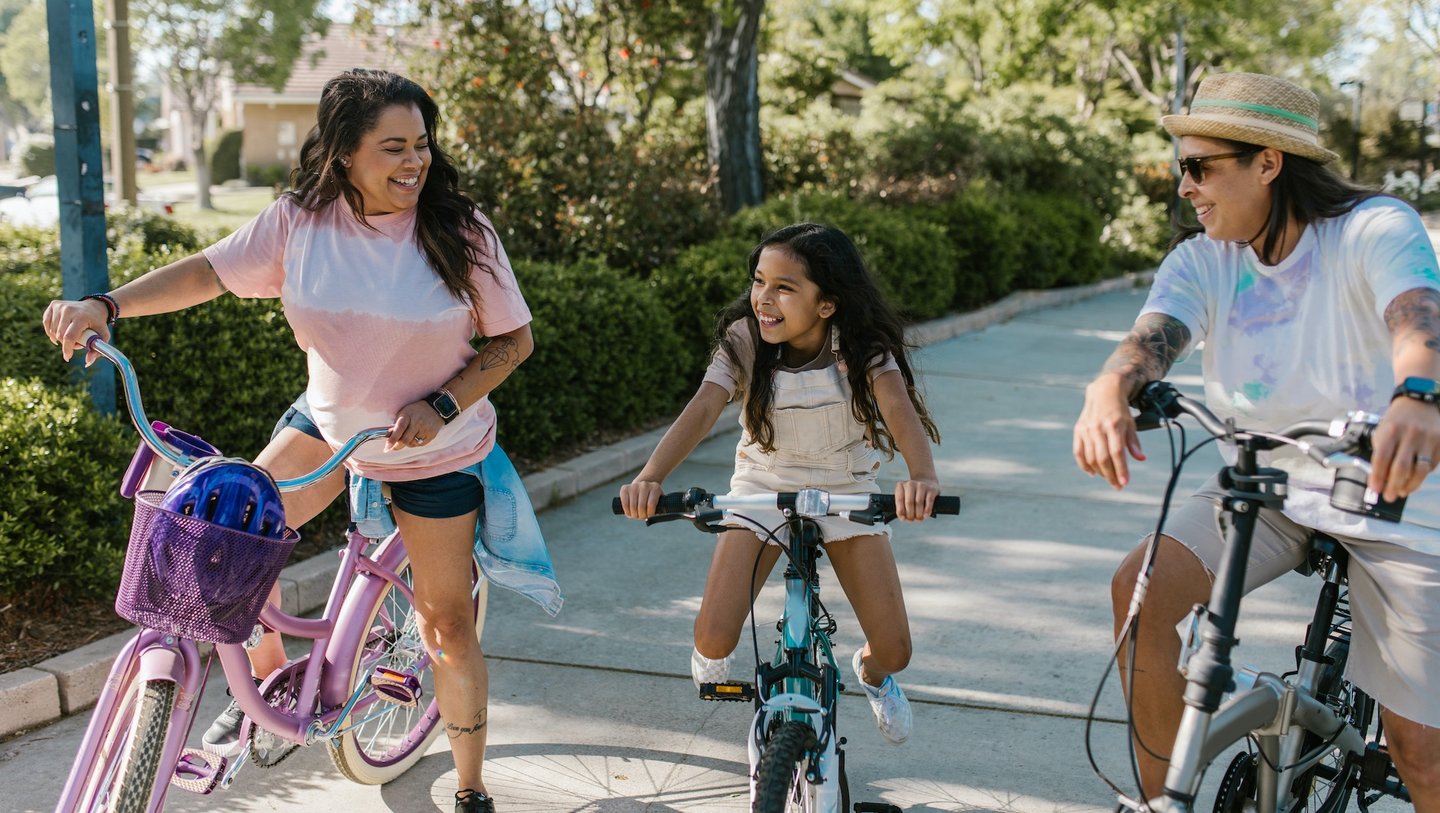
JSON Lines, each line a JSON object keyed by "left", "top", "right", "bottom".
{"left": 1074, "top": 72, "right": 1440, "bottom": 808}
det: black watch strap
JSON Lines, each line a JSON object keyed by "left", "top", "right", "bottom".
{"left": 425, "top": 388, "right": 461, "bottom": 423}
{"left": 1391, "top": 376, "right": 1440, "bottom": 405}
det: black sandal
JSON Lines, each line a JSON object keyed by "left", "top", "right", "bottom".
{"left": 455, "top": 789, "right": 495, "bottom": 813}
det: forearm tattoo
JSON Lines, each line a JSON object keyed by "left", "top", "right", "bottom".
{"left": 1384, "top": 288, "right": 1440, "bottom": 354}
{"left": 481, "top": 336, "right": 521, "bottom": 372}
{"left": 445, "top": 708, "right": 488, "bottom": 740}
{"left": 1101, "top": 314, "right": 1191, "bottom": 396}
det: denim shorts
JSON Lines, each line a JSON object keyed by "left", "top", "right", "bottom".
{"left": 273, "top": 394, "right": 483, "bottom": 520}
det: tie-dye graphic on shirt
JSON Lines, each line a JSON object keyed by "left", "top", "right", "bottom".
{"left": 1228, "top": 250, "right": 1313, "bottom": 335}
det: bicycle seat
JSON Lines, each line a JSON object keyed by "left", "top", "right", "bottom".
{"left": 1293, "top": 531, "right": 1347, "bottom": 577}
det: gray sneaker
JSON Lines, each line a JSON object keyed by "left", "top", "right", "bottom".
{"left": 852, "top": 649, "right": 911, "bottom": 744}
{"left": 201, "top": 692, "right": 246, "bottom": 755}
{"left": 202, "top": 677, "right": 261, "bottom": 755}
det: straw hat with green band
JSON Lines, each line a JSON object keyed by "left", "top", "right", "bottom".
{"left": 1161, "top": 72, "right": 1340, "bottom": 165}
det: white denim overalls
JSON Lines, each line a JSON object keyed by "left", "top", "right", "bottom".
{"left": 727, "top": 331, "right": 887, "bottom": 545}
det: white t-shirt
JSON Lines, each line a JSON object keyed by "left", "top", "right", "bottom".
{"left": 1141, "top": 196, "right": 1440, "bottom": 553}
{"left": 205, "top": 196, "right": 532, "bottom": 481}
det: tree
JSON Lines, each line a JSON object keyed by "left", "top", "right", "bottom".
{"left": 132, "top": 0, "right": 328, "bottom": 208}
{"left": 706, "top": 0, "right": 764, "bottom": 213}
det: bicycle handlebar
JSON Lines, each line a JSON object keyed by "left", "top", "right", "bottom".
{"left": 1133, "top": 380, "right": 1377, "bottom": 472}
{"left": 611, "top": 487, "right": 960, "bottom": 527}
{"left": 83, "top": 331, "right": 388, "bottom": 492}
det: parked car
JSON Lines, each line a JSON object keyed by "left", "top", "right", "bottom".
{"left": 0, "top": 175, "right": 174, "bottom": 228}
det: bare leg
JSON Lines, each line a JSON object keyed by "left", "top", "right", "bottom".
{"left": 826, "top": 533, "right": 910, "bottom": 686}
{"left": 245, "top": 427, "right": 345, "bottom": 677}
{"left": 694, "top": 528, "right": 782, "bottom": 660}
{"left": 393, "top": 507, "right": 487, "bottom": 793}
{"left": 1381, "top": 708, "right": 1440, "bottom": 813}
{"left": 1110, "top": 535, "right": 1212, "bottom": 798}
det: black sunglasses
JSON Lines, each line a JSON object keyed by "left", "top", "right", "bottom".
{"left": 1176, "top": 149, "right": 1260, "bottom": 184}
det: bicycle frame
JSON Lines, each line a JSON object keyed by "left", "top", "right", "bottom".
{"left": 1121, "top": 383, "right": 1381, "bottom": 813}
{"left": 56, "top": 524, "right": 421, "bottom": 810}
{"left": 745, "top": 515, "right": 843, "bottom": 811}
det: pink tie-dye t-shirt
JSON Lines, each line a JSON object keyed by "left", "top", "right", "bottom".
{"left": 204, "top": 196, "right": 531, "bottom": 481}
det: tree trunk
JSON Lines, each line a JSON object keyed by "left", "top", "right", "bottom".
{"left": 188, "top": 108, "right": 212, "bottom": 210}
{"left": 704, "top": 0, "right": 764, "bottom": 214}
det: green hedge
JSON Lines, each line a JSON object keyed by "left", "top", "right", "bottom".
{"left": 0, "top": 379, "right": 135, "bottom": 596}
{"left": 647, "top": 237, "right": 753, "bottom": 376}
{"left": 490, "top": 259, "right": 689, "bottom": 463}
{"left": 1006, "top": 191, "right": 1106, "bottom": 290}
{"left": 208, "top": 129, "right": 244, "bottom": 186}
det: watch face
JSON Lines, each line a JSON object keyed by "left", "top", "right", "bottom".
{"left": 1404, "top": 376, "right": 1440, "bottom": 396}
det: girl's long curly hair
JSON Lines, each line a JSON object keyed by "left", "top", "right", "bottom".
{"left": 288, "top": 68, "right": 494, "bottom": 305}
{"left": 715, "top": 223, "right": 940, "bottom": 455}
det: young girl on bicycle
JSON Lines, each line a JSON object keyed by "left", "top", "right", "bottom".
{"left": 618, "top": 222, "right": 942, "bottom": 744}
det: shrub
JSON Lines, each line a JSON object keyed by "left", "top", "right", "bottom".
{"left": 208, "top": 129, "right": 244, "bottom": 185}
{"left": 0, "top": 379, "right": 135, "bottom": 597}
{"left": 244, "top": 163, "right": 292, "bottom": 189}
{"left": 107, "top": 207, "right": 205, "bottom": 255}
{"left": 15, "top": 135, "right": 56, "bottom": 177}
{"left": 727, "top": 193, "right": 956, "bottom": 320}
{"left": 649, "top": 236, "right": 754, "bottom": 375}
{"left": 491, "top": 259, "right": 689, "bottom": 463}
{"left": 928, "top": 185, "right": 1023, "bottom": 309}
{"left": 1006, "top": 191, "right": 1106, "bottom": 290}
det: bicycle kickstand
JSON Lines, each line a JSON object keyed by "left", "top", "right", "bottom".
{"left": 853, "top": 803, "right": 901, "bottom": 813}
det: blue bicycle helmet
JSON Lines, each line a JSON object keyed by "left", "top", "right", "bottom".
{"left": 160, "top": 457, "right": 287, "bottom": 539}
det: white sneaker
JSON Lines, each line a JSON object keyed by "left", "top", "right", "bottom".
{"left": 852, "top": 649, "right": 911, "bottom": 744}
{"left": 690, "top": 647, "right": 732, "bottom": 690}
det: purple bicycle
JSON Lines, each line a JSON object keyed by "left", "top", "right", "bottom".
{"left": 55, "top": 333, "right": 487, "bottom": 812}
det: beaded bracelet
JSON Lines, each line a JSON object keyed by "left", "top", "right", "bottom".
{"left": 81, "top": 293, "right": 119, "bottom": 328}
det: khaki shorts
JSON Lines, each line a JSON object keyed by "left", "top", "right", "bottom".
{"left": 1161, "top": 477, "right": 1440, "bottom": 727}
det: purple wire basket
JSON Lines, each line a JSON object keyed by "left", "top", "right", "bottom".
{"left": 116, "top": 491, "right": 299, "bottom": 644}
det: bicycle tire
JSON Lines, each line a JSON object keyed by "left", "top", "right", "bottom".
{"left": 1213, "top": 751, "right": 1256, "bottom": 813}
{"left": 329, "top": 557, "right": 486, "bottom": 784}
{"left": 1289, "top": 637, "right": 1370, "bottom": 813}
{"left": 74, "top": 678, "right": 177, "bottom": 813}
{"left": 754, "top": 720, "right": 818, "bottom": 813}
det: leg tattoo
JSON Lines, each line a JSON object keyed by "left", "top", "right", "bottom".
{"left": 445, "top": 707, "right": 488, "bottom": 740}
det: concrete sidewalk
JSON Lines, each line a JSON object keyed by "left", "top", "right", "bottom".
{"left": 0, "top": 278, "right": 1394, "bottom": 812}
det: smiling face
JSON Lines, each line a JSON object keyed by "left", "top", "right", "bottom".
{"left": 1178, "top": 135, "right": 1278, "bottom": 244}
{"left": 346, "top": 103, "right": 430, "bottom": 216}
{"left": 750, "top": 247, "right": 836, "bottom": 365}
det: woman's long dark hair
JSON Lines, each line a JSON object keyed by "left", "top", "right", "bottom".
{"left": 715, "top": 223, "right": 940, "bottom": 455}
{"left": 1171, "top": 138, "right": 1393, "bottom": 264}
{"left": 288, "top": 68, "right": 493, "bottom": 306}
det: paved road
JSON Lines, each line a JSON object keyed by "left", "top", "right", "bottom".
{"left": 1, "top": 286, "right": 1401, "bottom": 812}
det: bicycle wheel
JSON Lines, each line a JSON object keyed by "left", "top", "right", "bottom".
{"left": 329, "top": 557, "right": 486, "bottom": 784}
{"left": 1290, "top": 637, "right": 1371, "bottom": 813}
{"left": 74, "top": 678, "right": 177, "bottom": 813}
{"left": 754, "top": 720, "right": 818, "bottom": 813}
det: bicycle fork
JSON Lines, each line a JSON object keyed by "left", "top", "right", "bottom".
{"left": 56, "top": 631, "right": 205, "bottom": 813}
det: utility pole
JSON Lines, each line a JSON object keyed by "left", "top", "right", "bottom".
{"left": 106, "top": 0, "right": 136, "bottom": 205}
{"left": 46, "top": 0, "right": 114, "bottom": 413}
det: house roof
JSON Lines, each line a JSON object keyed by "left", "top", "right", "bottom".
{"left": 232, "top": 23, "right": 431, "bottom": 102}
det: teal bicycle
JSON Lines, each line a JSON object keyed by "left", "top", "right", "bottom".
{"left": 615, "top": 486, "right": 959, "bottom": 813}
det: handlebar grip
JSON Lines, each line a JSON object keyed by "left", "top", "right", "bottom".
{"left": 611, "top": 492, "right": 695, "bottom": 515}
{"left": 933, "top": 496, "right": 961, "bottom": 515}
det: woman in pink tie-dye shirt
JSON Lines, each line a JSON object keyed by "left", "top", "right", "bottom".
{"left": 44, "top": 69, "right": 525, "bottom": 813}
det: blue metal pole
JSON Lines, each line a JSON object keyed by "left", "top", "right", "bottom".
{"left": 46, "top": 0, "right": 115, "bottom": 413}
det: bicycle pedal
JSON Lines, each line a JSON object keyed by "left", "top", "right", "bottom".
{"left": 853, "top": 804, "right": 901, "bottom": 813}
{"left": 171, "top": 748, "right": 226, "bottom": 795}
{"left": 699, "top": 681, "right": 755, "bottom": 702}
{"left": 370, "top": 666, "right": 423, "bottom": 707}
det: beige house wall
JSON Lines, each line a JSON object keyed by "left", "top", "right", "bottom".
{"left": 236, "top": 103, "right": 317, "bottom": 175}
